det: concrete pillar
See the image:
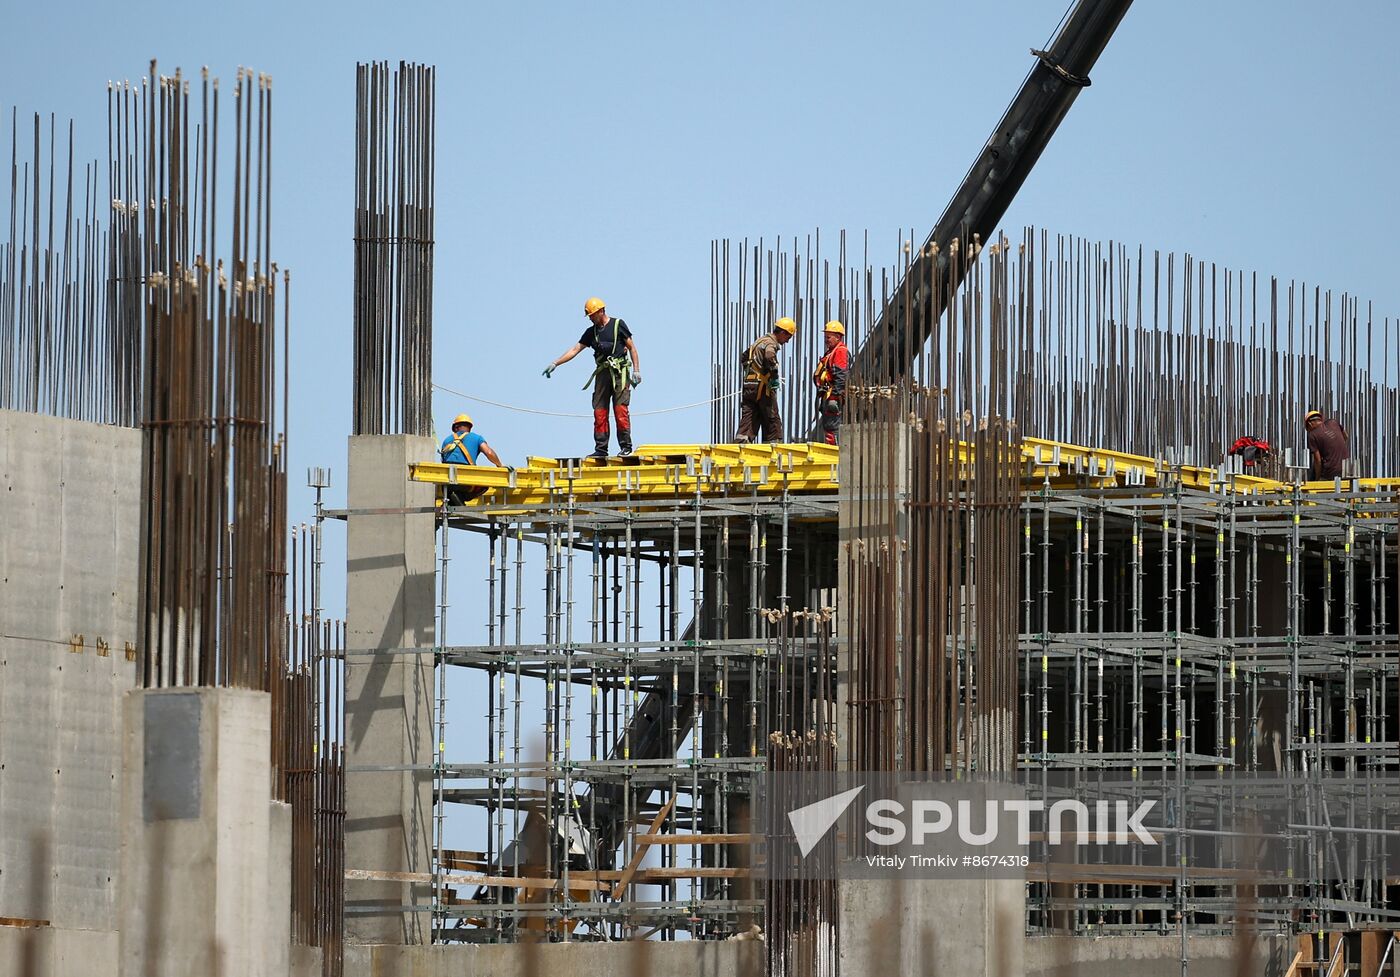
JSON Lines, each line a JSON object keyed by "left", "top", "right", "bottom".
{"left": 267, "top": 801, "right": 292, "bottom": 977}
{"left": 835, "top": 418, "right": 1024, "bottom": 976}
{"left": 343, "top": 434, "right": 437, "bottom": 944}
{"left": 0, "top": 410, "right": 141, "bottom": 931}
{"left": 117, "top": 687, "right": 273, "bottom": 977}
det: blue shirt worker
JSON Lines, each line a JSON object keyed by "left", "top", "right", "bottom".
{"left": 439, "top": 413, "right": 505, "bottom": 505}
{"left": 542, "top": 296, "right": 643, "bottom": 460}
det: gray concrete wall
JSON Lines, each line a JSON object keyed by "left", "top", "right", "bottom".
{"left": 344, "top": 939, "right": 762, "bottom": 977}
{"left": 0, "top": 925, "right": 117, "bottom": 977}
{"left": 838, "top": 876, "right": 1025, "bottom": 976}
{"left": 117, "top": 688, "right": 273, "bottom": 977}
{"left": 0, "top": 926, "right": 322, "bottom": 977}
{"left": 344, "top": 434, "right": 438, "bottom": 944}
{"left": 1026, "top": 933, "right": 1294, "bottom": 976}
{"left": 0, "top": 410, "right": 141, "bottom": 930}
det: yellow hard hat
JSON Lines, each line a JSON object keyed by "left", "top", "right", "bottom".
{"left": 452, "top": 413, "right": 473, "bottom": 428}
{"left": 823, "top": 320, "right": 845, "bottom": 336}
{"left": 774, "top": 316, "right": 797, "bottom": 336}
{"left": 1305, "top": 409, "right": 1322, "bottom": 421}
{"left": 584, "top": 297, "right": 606, "bottom": 316}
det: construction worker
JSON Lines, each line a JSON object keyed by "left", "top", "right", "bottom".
{"left": 1304, "top": 409, "right": 1349, "bottom": 479}
{"left": 736, "top": 317, "right": 796, "bottom": 443}
{"left": 813, "top": 321, "right": 849, "bottom": 445}
{"left": 439, "top": 413, "right": 505, "bottom": 505}
{"left": 543, "top": 297, "right": 642, "bottom": 460}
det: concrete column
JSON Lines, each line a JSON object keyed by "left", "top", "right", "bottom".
{"left": 835, "top": 418, "right": 1024, "bottom": 976}
{"left": 0, "top": 411, "right": 141, "bottom": 931}
{"left": 117, "top": 687, "right": 273, "bottom": 977}
{"left": 343, "top": 434, "right": 437, "bottom": 945}
{"left": 267, "top": 801, "right": 292, "bottom": 977}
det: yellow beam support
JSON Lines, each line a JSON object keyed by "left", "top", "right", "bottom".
{"left": 411, "top": 438, "right": 1400, "bottom": 508}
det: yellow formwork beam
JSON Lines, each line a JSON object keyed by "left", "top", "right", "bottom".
{"left": 411, "top": 442, "right": 839, "bottom": 508}
{"left": 411, "top": 438, "right": 1400, "bottom": 507}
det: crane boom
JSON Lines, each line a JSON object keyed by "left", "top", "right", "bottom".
{"left": 852, "top": 0, "right": 1133, "bottom": 384}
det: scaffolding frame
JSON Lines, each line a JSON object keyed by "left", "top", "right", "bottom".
{"left": 330, "top": 440, "right": 1400, "bottom": 964}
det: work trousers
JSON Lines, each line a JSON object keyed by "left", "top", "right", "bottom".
{"left": 591, "top": 369, "right": 632, "bottom": 455}
{"left": 736, "top": 383, "right": 783, "bottom": 443}
{"left": 818, "top": 395, "right": 842, "bottom": 445}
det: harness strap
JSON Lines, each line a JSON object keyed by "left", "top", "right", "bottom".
{"left": 582, "top": 319, "right": 632, "bottom": 391}
{"left": 743, "top": 337, "right": 777, "bottom": 399}
{"left": 441, "top": 432, "right": 476, "bottom": 465}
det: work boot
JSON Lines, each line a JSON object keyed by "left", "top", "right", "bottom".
{"left": 589, "top": 449, "right": 609, "bottom": 461}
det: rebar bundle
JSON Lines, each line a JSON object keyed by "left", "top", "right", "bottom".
{"left": 352, "top": 61, "right": 434, "bottom": 437}
{"left": 288, "top": 520, "right": 346, "bottom": 977}
{"left": 709, "top": 231, "right": 874, "bottom": 443}
{"left": 841, "top": 237, "right": 1024, "bottom": 776}
{"left": 766, "top": 612, "right": 838, "bottom": 977}
{"left": 0, "top": 109, "right": 139, "bottom": 423}
{"left": 116, "top": 64, "right": 287, "bottom": 693}
{"left": 713, "top": 228, "right": 1400, "bottom": 475}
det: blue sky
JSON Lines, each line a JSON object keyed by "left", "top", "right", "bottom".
{"left": 7, "top": 1, "right": 1398, "bottom": 518}
{"left": 7, "top": 1, "right": 1399, "bottom": 858}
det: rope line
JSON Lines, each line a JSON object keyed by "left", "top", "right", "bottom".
{"left": 432, "top": 381, "right": 739, "bottom": 419}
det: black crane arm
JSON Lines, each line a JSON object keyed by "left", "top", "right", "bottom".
{"left": 853, "top": 0, "right": 1133, "bottom": 384}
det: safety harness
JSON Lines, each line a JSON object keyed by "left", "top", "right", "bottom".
{"left": 813, "top": 342, "right": 848, "bottom": 400}
{"left": 441, "top": 431, "right": 476, "bottom": 465}
{"left": 741, "top": 335, "right": 779, "bottom": 399}
{"left": 582, "top": 318, "right": 632, "bottom": 392}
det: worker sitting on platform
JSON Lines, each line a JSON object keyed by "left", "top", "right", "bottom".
{"left": 1227, "top": 434, "right": 1271, "bottom": 471}
{"left": 1304, "top": 408, "right": 1349, "bottom": 480}
{"left": 542, "top": 296, "right": 643, "bottom": 460}
{"left": 737, "top": 316, "right": 796, "bottom": 443}
{"left": 813, "top": 320, "right": 849, "bottom": 445}
{"left": 439, "top": 413, "right": 504, "bottom": 506}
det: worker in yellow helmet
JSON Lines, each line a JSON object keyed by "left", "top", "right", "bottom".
{"left": 813, "top": 321, "right": 849, "bottom": 445}
{"left": 543, "top": 297, "right": 643, "bottom": 459}
{"left": 736, "top": 317, "right": 796, "bottom": 443}
{"left": 439, "top": 413, "right": 505, "bottom": 505}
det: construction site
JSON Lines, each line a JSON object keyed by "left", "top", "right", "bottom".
{"left": 4, "top": 3, "right": 1400, "bottom": 976}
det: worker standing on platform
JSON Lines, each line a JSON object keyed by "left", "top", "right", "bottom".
{"left": 736, "top": 317, "right": 796, "bottom": 443}
{"left": 439, "top": 413, "right": 504, "bottom": 505}
{"left": 543, "top": 297, "right": 643, "bottom": 460}
{"left": 1304, "top": 409, "right": 1349, "bottom": 479}
{"left": 813, "top": 321, "right": 849, "bottom": 445}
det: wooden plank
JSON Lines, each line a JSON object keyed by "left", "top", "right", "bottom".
{"left": 610, "top": 796, "right": 675, "bottom": 899}
{"left": 635, "top": 833, "right": 756, "bottom": 846}
{"left": 1283, "top": 949, "right": 1303, "bottom": 977}
{"left": 631, "top": 867, "right": 750, "bottom": 882}
{"left": 0, "top": 917, "right": 49, "bottom": 929}
{"left": 1360, "top": 931, "right": 1384, "bottom": 977}
{"left": 439, "top": 849, "right": 488, "bottom": 862}
{"left": 344, "top": 867, "right": 607, "bottom": 893}
{"left": 575, "top": 866, "right": 752, "bottom": 883}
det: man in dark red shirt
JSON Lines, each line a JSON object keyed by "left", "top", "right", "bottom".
{"left": 813, "top": 321, "right": 849, "bottom": 445}
{"left": 1305, "top": 409, "right": 1349, "bottom": 479}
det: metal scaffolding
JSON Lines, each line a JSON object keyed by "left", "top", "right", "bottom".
{"left": 331, "top": 227, "right": 1400, "bottom": 976}
{"left": 336, "top": 450, "right": 839, "bottom": 944}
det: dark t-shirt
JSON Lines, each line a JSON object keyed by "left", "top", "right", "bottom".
{"left": 578, "top": 317, "right": 632, "bottom": 361}
{"left": 1306, "top": 418, "right": 1349, "bottom": 478}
